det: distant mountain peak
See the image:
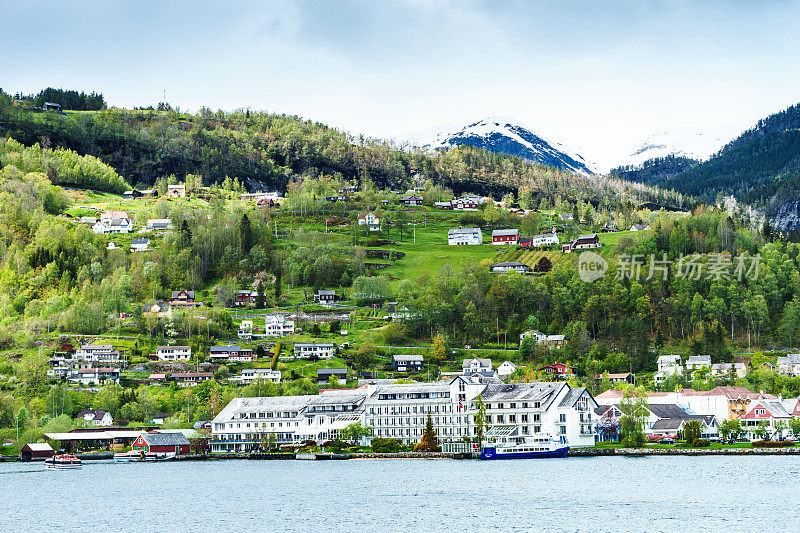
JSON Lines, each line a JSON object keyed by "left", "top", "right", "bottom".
{"left": 412, "top": 116, "right": 594, "bottom": 175}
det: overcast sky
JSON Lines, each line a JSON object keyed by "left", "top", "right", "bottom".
{"left": 4, "top": 0, "right": 800, "bottom": 168}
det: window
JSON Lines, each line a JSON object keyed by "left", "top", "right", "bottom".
{"left": 559, "top": 414, "right": 566, "bottom": 423}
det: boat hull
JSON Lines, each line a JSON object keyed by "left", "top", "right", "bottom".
{"left": 480, "top": 446, "right": 569, "bottom": 459}
{"left": 45, "top": 463, "right": 82, "bottom": 470}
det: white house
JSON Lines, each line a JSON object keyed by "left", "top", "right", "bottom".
{"left": 74, "top": 344, "right": 121, "bottom": 363}
{"left": 146, "top": 218, "right": 172, "bottom": 231}
{"left": 519, "top": 330, "right": 566, "bottom": 348}
{"left": 529, "top": 233, "right": 559, "bottom": 248}
{"left": 685, "top": 355, "right": 712, "bottom": 372}
{"left": 490, "top": 261, "right": 530, "bottom": 273}
{"left": 710, "top": 362, "right": 747, "bottom": 378}
{"left": 209, "top": 345, "right": 254, "bottom": 363}
{"left": 130, "top": 238, "right": 150, "bottom": 252}
{"left": 448, "top": 228, "right": 483, "bottom": 245}
{"left": 654, "top": 354, "right": 683, "bottom": 385}
{"left": 77, "top": 409, "right": 114, "bottom": 427}
{"left": 776, "top": 354, "right": 800, "bottom": 377}
{"left": 357, "top": 212, "right": 381, "bottom": 231}
{"left": 462, "top": 358, "right": 494, "bottom": 377}
{"left": 155, "top": 346, "right": 191, "bottom": 361}
{"left": 294, "top": 343, "right": 336, "bottom": 359}
{"left": 630, "top": 224, "right": 651, "bottom": 231}
{"left": 497, "top": 361, "right": 518, "bottom": 379}
{"left": 230, "top": 368, "right": 282, "bottom": 384}
{"left": 67, "top": 367, "right": 120, "bottom": 385}
{"left": 264, "top": 315, "right": 295, "bottom": 337}
{"left": 93, "top": 210, "right": 133, "bottom": 234}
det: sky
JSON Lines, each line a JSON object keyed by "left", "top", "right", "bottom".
{"left": 3, "top": 0, "right": 800, "bottom": 170}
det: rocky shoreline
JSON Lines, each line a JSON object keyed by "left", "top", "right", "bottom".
{"left": 166, "top": 448, "right": 800, "bottom": 461}
{"left": 568, "top": 447, "right": 800, "bottom": 456}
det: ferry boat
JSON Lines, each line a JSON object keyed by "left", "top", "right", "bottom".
{"left": 44, "top": 454, "right": 82, "bottom": 470}
{"left": 480, "top": 427, "right": 569, "bottom": 459}
{"left": 113, "top": 450, "right": 164, "bottom": 463}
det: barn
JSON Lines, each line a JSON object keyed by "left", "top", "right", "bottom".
{"left": 132, "top": 432, "right": 190, "bottom": 456}
{"left": 20, "top": 442, "right": 55, "bottom": 461}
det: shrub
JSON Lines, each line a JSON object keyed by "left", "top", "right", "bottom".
{"left": 371, "top": 438, "right": 403, "bottom": 453}
{"left": 752, "top": 440, "right": 795, "bottom": 448}
{"left": 692, "top": 438, "right": 710, "bottom": 447}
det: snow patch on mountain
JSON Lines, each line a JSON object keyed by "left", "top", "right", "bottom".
{"left": 606, "top": 127, "right": 735, "bottom": 173}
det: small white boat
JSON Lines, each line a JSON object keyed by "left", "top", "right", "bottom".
{"left": 45, "top": 454, "right": 82, "bottom": 470}
{"left": 480, "top": 428, "right": 569, "bottom": 460}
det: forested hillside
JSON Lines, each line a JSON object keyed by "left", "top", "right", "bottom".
{"left": 617, "top": 103, "right": 800, "bottom": 213}
{"left": 9, "top": 87, "right": 106, "bottom": 111}
{"left": 0, "top": 89, "right": 685, "bottom": 210}
{"left": 610, "top": 155, "right": 698, "bottom": 186}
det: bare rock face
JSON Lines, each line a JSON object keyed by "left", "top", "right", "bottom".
{"left": 772, "top": 197, "right": 800, "bottom": 231}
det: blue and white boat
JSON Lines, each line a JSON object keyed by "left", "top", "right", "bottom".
{"left": 480, "top": 428, "right": 569, "bottom": 459}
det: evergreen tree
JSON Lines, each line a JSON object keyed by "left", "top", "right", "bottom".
{"left": 414, "top": 412, "right": 439, "bottom": 452}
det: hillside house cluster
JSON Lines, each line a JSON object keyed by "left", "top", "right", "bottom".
{"left": 93, "top": 211, "right": 133, "bottom": 234}
{"left": 596, "top": 385, "right": 797, "bottom": 441}
{"left": 520, "top": 330, "right": 566, "bottom": 348}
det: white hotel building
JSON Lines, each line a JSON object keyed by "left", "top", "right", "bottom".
{"left": 211, "top": 377, "right": 597, "bottom": 452}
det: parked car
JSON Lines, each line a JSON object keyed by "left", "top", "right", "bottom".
{"left": 708, "top": 437, "right": 721, "bottom": 443}
{"left": 660, "top": 438, "right": 674, "bottom": 444}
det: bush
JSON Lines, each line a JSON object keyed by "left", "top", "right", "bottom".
{"left": 752, "top": 440, "right": 795, "bottom": 448}
{"left": 325, "top": 439, "right": 349, "bottom": 451}
{"left": 692, "top": 438, "right": 710, "bottom": 447}
{"left": 371, "top": 438, "right": 403, "bottom": 453}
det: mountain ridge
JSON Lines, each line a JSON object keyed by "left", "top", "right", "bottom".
{"left": 413, "top": 116, "right": 594, "bottom": 175}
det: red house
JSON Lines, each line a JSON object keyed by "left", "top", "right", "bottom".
{"left": 537, "top": 363, "right": 576, "bottom": 378}
{"left": 491, "top": 229, "right": 519, "bottom": 245}
{"left": 132, "top": 432, "right": 191, "bottom": 456}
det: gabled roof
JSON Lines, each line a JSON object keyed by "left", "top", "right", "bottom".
{"left": 211, "top": 345, "right": 241, "bottom": 352}
{"left": 558, "top": 387, "right": 597, "bottom": 408}
{"left": 78, "top": 409, "right": 111, "bottom": 421}
{"left": 491, "top": 229, "right": 519, "bottom": 237}
{"left": 481, "top": 382, "right": 566, "bottom": 408}
{"left": 140, "top": 432, "right": 190, "bottom": 446}
{"left": 317, "top": 368, "right": 347, "bottom": 376}
{"left": 490, "top": 261, "right": 529, "bottom": 269}
{"left": 171, "top": 290, "right": 195, "bottom": 299}
{"left": 462, "top": 358, "right": 492, "bottom": 369}
{"left": 393, "top": 354, "right": 424, "bottom": 362}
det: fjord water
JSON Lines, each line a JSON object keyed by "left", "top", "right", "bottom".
{"left": 2, "top": 456, "right": 798, "bottom": 532}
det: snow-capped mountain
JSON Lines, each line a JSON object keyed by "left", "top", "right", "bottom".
{"left": 411, "top": 117, "right": 594, "bottom": 175}
{"left": 609, "top": 127, "right": 734, "bottom": 172}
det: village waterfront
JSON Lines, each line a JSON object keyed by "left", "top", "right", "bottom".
{"left": 2, "top": 456, "right": 799, "bottom": 532}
